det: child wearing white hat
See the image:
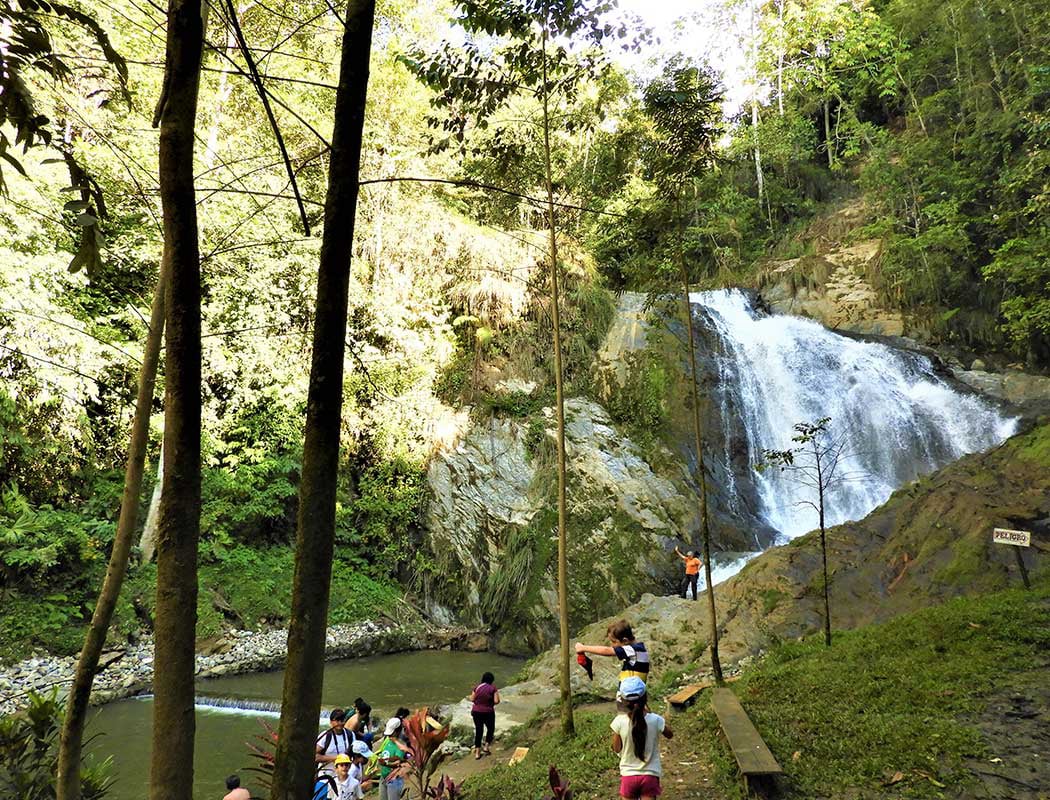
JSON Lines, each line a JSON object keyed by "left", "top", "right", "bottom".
{"left": 610, "top": 677, "right": 673, "bottom": 800}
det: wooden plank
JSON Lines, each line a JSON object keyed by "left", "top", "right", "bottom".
{"left": 711, "top": 688, "right": 783, "bottom": 776}
{"left": 668, "top": 682, "right": 709, "bottom": 709}
{"left": 508, "top": 747, "right": 529, "bottom": 766}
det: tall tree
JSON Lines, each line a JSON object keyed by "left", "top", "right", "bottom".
{"left": 150, "top": 0, "right": 204, "bottom": 797}
{"left": 269, "top": 1, "right": 376, "bottom": 797}
{"left": 761, "top": 417, "right": 859, "bottom": 647}
{"left": 642, "top": 58, "right": 725, "bottom": 683}
{"left": 404, "top": 0, "right": 643, "bottom": 735}
{"left": 56, "top": 261, "right": 167, "bottom": 800}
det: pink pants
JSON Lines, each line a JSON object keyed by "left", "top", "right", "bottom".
{"left": 619, "top": 774, "right": 662, "bottom": 798}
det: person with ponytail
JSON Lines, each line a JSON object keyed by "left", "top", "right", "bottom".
{"left": 610, "top": 677, "right": 673, "bottom": 800}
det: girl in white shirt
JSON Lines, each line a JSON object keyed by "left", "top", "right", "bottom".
{"left": 610, "top": 677, "right": 673, "bottom": 800}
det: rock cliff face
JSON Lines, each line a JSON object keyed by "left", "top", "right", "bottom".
{"left": 422, "top": 397, "right": 695, "bottom": 654}
{"left": 761, "top": 239, "right": 906, "bottom": 337}
{"left": 421, "top": 270, "right": 1046, "bottom": 657}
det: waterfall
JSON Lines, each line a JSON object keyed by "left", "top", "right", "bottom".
{"left": 690, "top": 289, "right": 1017, "bottom": 539}
{"left": 134, "top": 694, "right": 326, "bottom": 720}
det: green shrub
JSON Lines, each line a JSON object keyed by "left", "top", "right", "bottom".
{"left": 343, "top": 457, "right": 425, "bottom": 576}
{"left": 199, "top": 455, "right": 300, "bottom": 559}
{"left": 0, "top": 691, "right": 113, "bottom": 800}
{"left": 482, "top": 389, "right": 549, "bottom": 418}
{"left": 329, "top": 566, "right": 402, "bottom": 624}
{"left": 0, "top": 483, "right": 113, "bottom": 592}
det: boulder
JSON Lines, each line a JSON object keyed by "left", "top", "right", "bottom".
{"left": 422, "top": 397, "right": 697, "bottom": 649}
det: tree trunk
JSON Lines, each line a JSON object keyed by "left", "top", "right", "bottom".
{"left": 139, "top": 447, "right": 163, "bottom": 562}
{"left": 269, "top": 2, "right": 376, "bottom": 797}
{"left": 749, "top": 5, "right": 765, "bottom": 203}
{"left": 203, "top": 21, "right": 238, "bottom": 171}
{"left": 823, "top": 99, "right": 833, "bottom": 168}
{"left": 676, "top": 191, "right": 723, "bottom": 684}
{"left": 56, "top": 260, "right": 168, "bottom": 800}
{"left": 894, "top": 63, "right": 927, "bottom": 136}
{"left": 817, "top": 450, "right": 831, "bottom": 647}
{"left": 150, "top": 1, "right": 204, "bottom": 798}
{"left": 777, "top": 0, "right": 784, "bottom": 116}
{"left": 541, "top": 4, "right": 574, "bottom": 738}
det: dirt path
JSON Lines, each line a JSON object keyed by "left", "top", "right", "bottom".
{"left": 439, "top": 703, "right": 729, "bottom": 800}
{"left": 960, "top": 668, "right": 1050, "bottom": 800}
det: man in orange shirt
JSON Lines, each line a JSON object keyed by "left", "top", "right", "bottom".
{"left": 674, "top": 545, "right": 702, "bottom": 600}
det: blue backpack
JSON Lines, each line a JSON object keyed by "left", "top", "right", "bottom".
{"left": 312, "top": 775, "right": 336, "bottom": 800}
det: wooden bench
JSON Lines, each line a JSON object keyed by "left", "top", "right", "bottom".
{"left": 711, "top": 688, "right": 783, "bottom": 797}
{"left": 667, "top": 683, "right": 708, "bottom": 710}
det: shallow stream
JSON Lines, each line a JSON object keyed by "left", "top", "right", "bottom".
{"left": 85, "top": 650, "right": 522, "bottom": 800}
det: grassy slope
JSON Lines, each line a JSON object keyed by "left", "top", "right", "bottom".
{"left": 463, "top": 577, "right": 1050, "bottom": 799}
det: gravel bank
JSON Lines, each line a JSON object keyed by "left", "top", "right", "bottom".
{"left": 0, "top": 620, "right": 482, "bottom": 716}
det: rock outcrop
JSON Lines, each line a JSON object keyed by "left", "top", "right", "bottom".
{"left": 951, "top": 368, "right": 1050, "bottom": 418}
{"left": 423, "top": 397, "right": 695, "bottom": 653}
{"left": 760, "top": 233, "right": 906, "bottom": 337}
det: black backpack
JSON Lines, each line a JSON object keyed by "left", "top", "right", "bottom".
{"left": 317, "top": 727, "right": 352, "bottom": 755}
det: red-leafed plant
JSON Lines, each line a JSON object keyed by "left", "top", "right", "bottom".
{"left": 546, "top": 765, "right": 572, "bottom": 800}
{"left": 402, "top": 707, "right": 451, "bottom": 799}
{"left": 428, "top": 773, "right": 463, "bottom": 799}
{"left": 244, "top": 719, "right": 279, "bottom": 796}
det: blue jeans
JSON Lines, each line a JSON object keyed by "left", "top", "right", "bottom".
{"left": 379, "top": 776, "right": 404, "bottom": 800}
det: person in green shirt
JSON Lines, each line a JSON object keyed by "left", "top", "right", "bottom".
{"left": 377, "top": 717, "right": 411, "bottom": 800}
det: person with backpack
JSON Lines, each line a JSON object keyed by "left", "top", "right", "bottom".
{"left": 610, "top": 677, "right": 673, "bottom": 800}
{"left": 575, "top": 619, "right": 651, "bottom": 683}
{"left": 316, "top": 708, "right": 356, "bottom": 777}
{"left": 469, "top": 671, "right": 500, "bottom": 759}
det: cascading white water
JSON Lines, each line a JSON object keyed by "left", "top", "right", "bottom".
{"left": 691, "top": 289, "right": 1017, "bottom": 539}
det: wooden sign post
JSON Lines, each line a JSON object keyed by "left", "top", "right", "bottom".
{"left": 993, "top": 528, "right": 1032, "bottom": 589}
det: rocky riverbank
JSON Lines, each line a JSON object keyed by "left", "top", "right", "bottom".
{"left": 0, "top": 620, "right": 486, "bottom": 717}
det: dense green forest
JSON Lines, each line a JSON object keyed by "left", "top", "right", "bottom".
{"left": 1, "top": 0, "right": 1047, "bottom": 656}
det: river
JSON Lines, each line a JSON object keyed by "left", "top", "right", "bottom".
{"left": 85, "top": 650, "right": 522, "bottom": 800}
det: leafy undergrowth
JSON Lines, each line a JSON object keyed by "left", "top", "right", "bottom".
{"left": 0, "top": 547, "right": 406, "bottom": 664}
{"left": 462, "top": 578, "right": 1050, "bottom": 800}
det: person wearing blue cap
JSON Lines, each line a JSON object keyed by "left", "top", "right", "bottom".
{"left": 610, "top": 677, "right": 673, "bottom": 800}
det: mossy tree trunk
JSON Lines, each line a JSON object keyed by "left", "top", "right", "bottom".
{"left": 540, "top": 2, "right": 574, "bottom": 738}
{"left": 676, "top": 191, "right": 723, "bottom": 684}
{"left": 56, "top": 258, "right": 167, "bottom": 800}
{"left": 150, "top": 0, "right": 204, "bottom": 796}
{"left": 269, "top": 2, "right": 375, "bottom": 797}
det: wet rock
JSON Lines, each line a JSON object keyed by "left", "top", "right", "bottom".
{"left": 424, "top": 396, "right": 696, "bottom": 640}
{"left": 952, "top": 368, "right": 1050, "bottom": 418}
